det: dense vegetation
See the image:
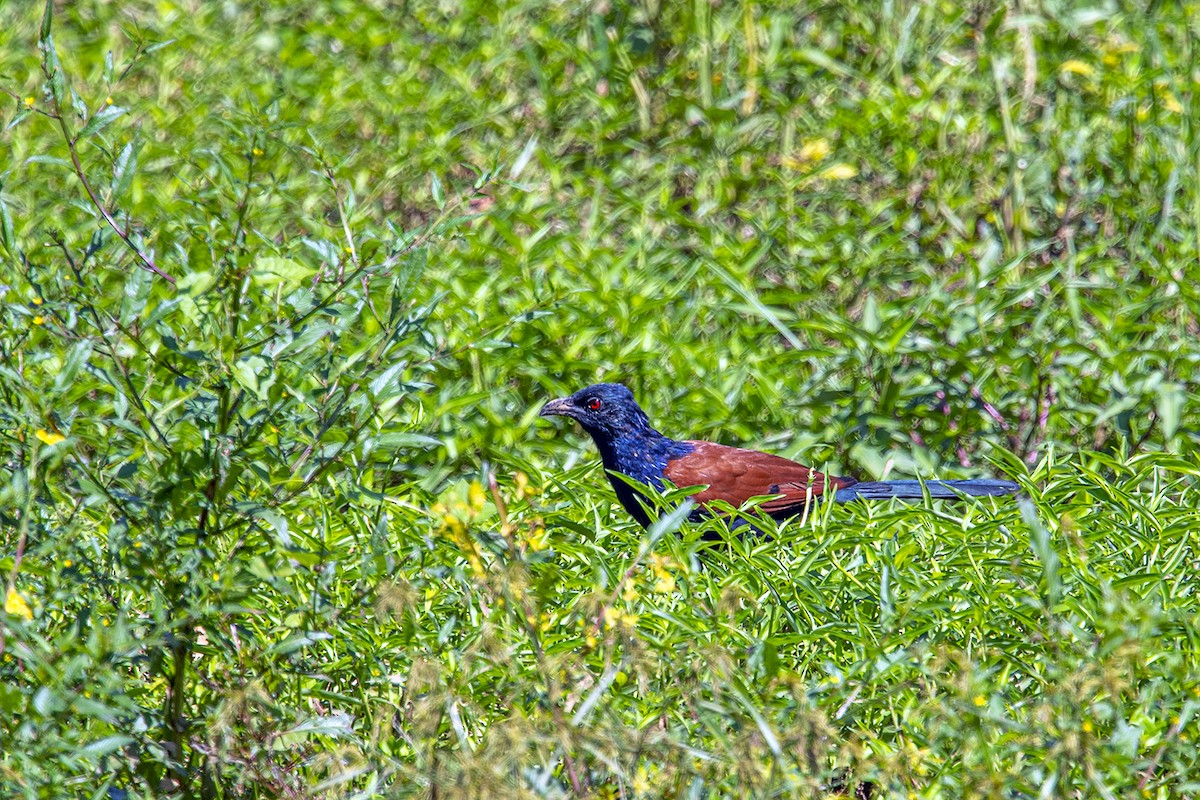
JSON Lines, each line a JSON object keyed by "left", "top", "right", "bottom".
{"left": 2, "top": 0, "right": 1198, "bottom": 797}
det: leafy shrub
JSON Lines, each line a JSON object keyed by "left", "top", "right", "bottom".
{"left": 1, "top": 1, "right": 1197, "bottom": 798}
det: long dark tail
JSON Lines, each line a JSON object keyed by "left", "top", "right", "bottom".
{"left": 833, "top": 478, "right": 1018, "bottom": 503}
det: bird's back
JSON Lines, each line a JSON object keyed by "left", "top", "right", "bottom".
{"left": 665, "top": 441, "right": 855, "bottom": 518}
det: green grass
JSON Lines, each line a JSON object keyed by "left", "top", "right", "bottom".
{"left": 1, "top": 0, "right": 1198, "bottom": 797}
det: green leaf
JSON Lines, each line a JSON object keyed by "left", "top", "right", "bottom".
{"left": 40, "top": 0, "right": 52, "bottom": 41}
{"left": 81, "top": 735, "right": 133, "bottom": 756}
{"left": 5, "top": 108, "right": 32, "bottom": 131}
{"left": 32, "top": 686, "right": 56, "bottom": 715}
{"left": 862, "top": 294, "right": 880, "bottom": 334}
{"left": 111, "top": 136, "right": 140, "bottom": 200}
{"left": 370, "top": 432, "right": 442, "bottom": 453}
{"left": 510, "top": 135, "right": 538, "bottom": 179}
{"left": 41, "top": 35, "right": 67, "bottom": 107}
{"left": 0, "top": 682, "right": 22, "bottom": 714}
{"left": 25, "top": 155, "right": 71, "bottom": 167}
{"left": 258, "top": 509, "right": 293, "bottom": 549}
{"left": 53, "top": 340, "right": 94, "bottom": 394}
{"left": 762, "top": 641, "right": 779, "bottom": 680}
{"left": 268, "top": 632, "right": 332, "bottom": 656}
{"left": 1156, "top": 382, "right": 1184, "bottom": 440}
{"left": 253, "top": 256, "right": 315, "bottom": 289}
{"left": 430, "top": 172, "right": 444, "bottom": 209}
{"left": 368, "top": 361, "right": 406, "bottom": 399}
{"left": 1020, "top": 498, "right": 1060, "bottom": 605}
{"left": 77, "top": 105, "right": 127, "bottom": 139}
{"left": 0, "top": 192, "right": 13, "bottom": 254}
{"left": 232, "top": 355, "right": 269, "bottom": 398}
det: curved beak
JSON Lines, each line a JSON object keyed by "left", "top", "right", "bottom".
{"left": 539, "top": 396, "right": 574, "bottom": 419}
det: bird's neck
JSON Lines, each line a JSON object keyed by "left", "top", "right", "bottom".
{"left": 593, "top": 427, "right": 689, "bottom": 484}
{"left": 587, "top": 425, "right": 694, "bottom": 528}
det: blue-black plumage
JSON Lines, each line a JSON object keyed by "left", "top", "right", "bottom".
{"left": 541, "top": 383, "right": 1018, "bottom": 527}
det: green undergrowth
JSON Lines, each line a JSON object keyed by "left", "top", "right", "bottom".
{"left": 1, "top": 0, "right": 1198, "bottom": 797}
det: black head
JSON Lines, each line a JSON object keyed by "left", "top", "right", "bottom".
{"left": 539, "top": 383, "right": 656, "bottom": 442}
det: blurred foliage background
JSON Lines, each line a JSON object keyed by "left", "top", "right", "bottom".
{"left": 1, "top": 0, "right": 1198, "bottom": 797}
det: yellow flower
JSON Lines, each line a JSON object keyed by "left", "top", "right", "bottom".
{"left": 524, "top": 521, "right": 549, "bottom": 552}
{"left": 1082, "top": 720, "right": 1094, "bottom": 732}
{"left": 650, "top": 555, "right": 676, "bottom": 593}
{"left": 36, "top": 429, "right": 65, "bottom": 445}
{"left": 5, "top": 588, "right": 33, "bottom": 621}
{"left": 782, "top": 138, "right": 831, "bottom": 171}
{"left": 32, "top": 297, "right": 43, "bottom": 305}
{"left": 816, "top": 163, "right": 858, "bottom": 181}
{"left": 632, "top": 765, "right": 652, "bottom": 794}
{"left": 514, "top": 470, "right": 536, "bottom": 498}
{"left": 32, "top": 315, "right": 45, "bottom": 325}
{"left": 973, "top": 694, "right": 987, "bottom": 707}
{"left": 252, "top": 147, "right": 264, "bottom": 156}
{"left": 798, "top": 138, "right": 831, "bottom": 162}
{"left": 63, "top": 559, "right": 73, "bottom": 568}
{"left": 1059, "top": 60, "right": 1095, "bottom": 77}
{"left": 1162, "top": 93, "right": 1183, "bottom": 114}
{"left": 468, "top": 481, "right": 486, "bottom": 511}
{"left": 603, "top": 607, "right": 620, "bottom": 630}
{"left": 1103, "top": 40, "right": 1139, "bottom": 66}
{"left": 24, "top": 96, "right": 34, "bottom": 107}
{"left": 105, "top": 96, "right": 113, "bottom": 105}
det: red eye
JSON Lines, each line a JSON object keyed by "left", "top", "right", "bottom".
{"left": 587, "top": 398, "right": 602, "bottom": 410}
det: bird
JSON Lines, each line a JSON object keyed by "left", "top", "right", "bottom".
{"left": 540, "top": 383, "right": 1019, "bottom": 527}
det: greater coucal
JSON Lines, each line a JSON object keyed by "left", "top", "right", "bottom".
{"left": 540, "top": 383, "right": 1018, "bottom": 527}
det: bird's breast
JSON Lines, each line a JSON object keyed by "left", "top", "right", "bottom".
{"left": 603, "top": 437, "right": 693, "bottom": 487}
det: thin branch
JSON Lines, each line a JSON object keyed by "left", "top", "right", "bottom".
{"left": 324, "top": 167, "right": 359, "bottom": 275}
{"left": 1138, "top": 714, "right": 1185, "bottom": 791}
{"left": 52, "top": 232, "right": 172, "bottom": 447}
{"left": 37, "top": 47, "right": 175, "bottom": 284}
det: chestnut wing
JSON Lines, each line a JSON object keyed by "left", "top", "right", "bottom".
{"left": 664, "top": 441, "right": 850, "bottom": 515}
